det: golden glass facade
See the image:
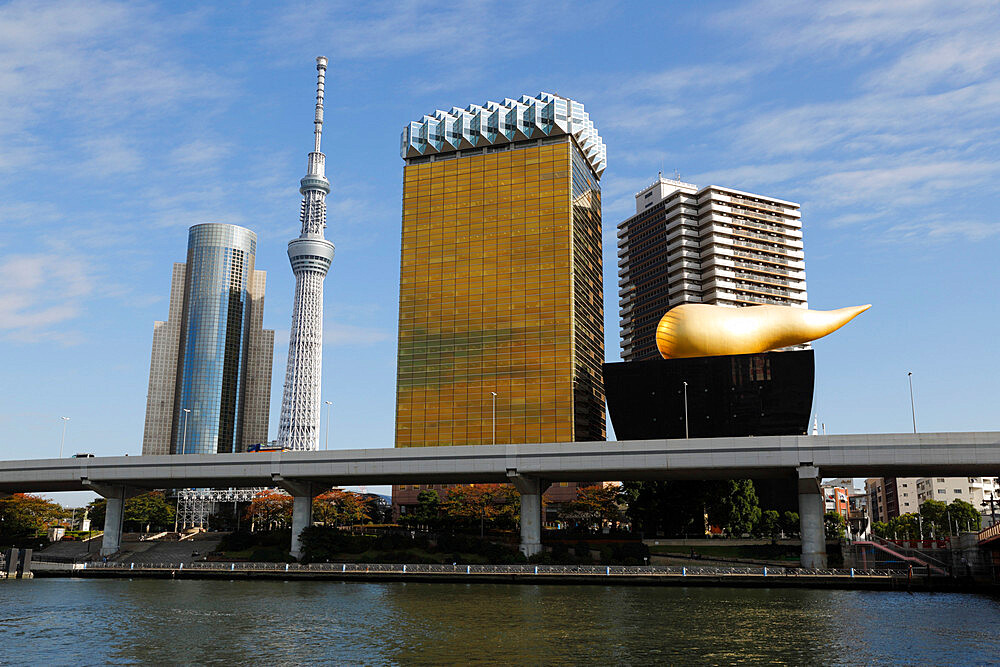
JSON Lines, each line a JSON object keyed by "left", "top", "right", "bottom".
{"left": 395, "top": 138, "right": 605, "bottom": 452}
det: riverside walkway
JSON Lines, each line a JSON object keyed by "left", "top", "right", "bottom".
{"left": 32, "top": 560, "right": 921, "bottom": 589}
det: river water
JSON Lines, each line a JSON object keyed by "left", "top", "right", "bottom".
{"left": 1, "top": 579, "right": 998, "bottom": 665}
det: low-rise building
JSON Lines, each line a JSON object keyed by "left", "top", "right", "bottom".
{"left": 867, "top": 476, "right": 998, "bottom": 525}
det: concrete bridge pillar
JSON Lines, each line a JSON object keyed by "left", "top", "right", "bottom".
{"left": 797, "top": 465, "right": 827, "bottom": 569}
{"left": 82, "top": 481, "right": 129, "bottom": 557}
{"left": 274, "top": 476, "right": 314, "bottom": 561}
{"left": 510, "top": 474, "right": 550, "bottom": 557}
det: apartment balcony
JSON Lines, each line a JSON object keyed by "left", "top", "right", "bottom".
{"left": 667, "top": 238, "right": 702, "bottom": 254}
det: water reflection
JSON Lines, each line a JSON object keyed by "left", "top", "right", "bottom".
{"left": 1, "top": 579, "right": 997, "bottom": 665}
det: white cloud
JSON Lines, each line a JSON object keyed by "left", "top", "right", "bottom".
{"left": 0, "top": 253, "right": 95, "bottom": 342}
{"left": 0, "top": 0, "right": 226, "bottom": 173}
{"left": 811, "top": 160, "right": 1000, "bottom": 207}
{"left": 882, "top": 218, "right": 1000, "bottom": 243}
{"left": 264, "top": 0, "right": 614, "bottom": 64}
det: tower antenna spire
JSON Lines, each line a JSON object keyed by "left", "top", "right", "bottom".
{"left": 313, "top": 56, "right": 327, "bottom": 154}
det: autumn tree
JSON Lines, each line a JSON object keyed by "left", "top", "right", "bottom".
{"left": 559, "top": 485, "right": 623, "bottom": 530}
{"left": 244, "top": 490, "right": 293, "bottom": 530}
{"left": 441, "top": 484, "right": 519, "bottom": 535}
{"left": 313, "top": 489, "right": 372, "bottom": 526}
{"left": 0, "top": 494, "right": 67, "bottom": 542}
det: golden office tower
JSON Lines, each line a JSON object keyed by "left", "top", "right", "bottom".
{"left": 394, "top": 93, "right": 606, "bottom": 505}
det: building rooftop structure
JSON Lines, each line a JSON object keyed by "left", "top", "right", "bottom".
{"left": 400, "top": 92, "right": 606, "bottom": 177}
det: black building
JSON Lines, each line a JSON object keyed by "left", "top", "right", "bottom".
{"left": 603, "top": 350, "right": 814, "bottom": 441}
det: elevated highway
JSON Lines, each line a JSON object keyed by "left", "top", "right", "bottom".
{"left": 2, "top": 431, "right": 997, "bottom": 566}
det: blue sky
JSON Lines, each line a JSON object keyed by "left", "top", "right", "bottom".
{"left": 2, "top": 1, "right": 999, "bottom": 504}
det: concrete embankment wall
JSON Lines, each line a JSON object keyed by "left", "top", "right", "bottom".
{"left": 30, "top": 564, "right": 994, "bottom": 593}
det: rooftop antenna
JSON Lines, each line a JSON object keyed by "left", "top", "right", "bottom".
{"left": 313, "top": 55, "right": 326, "bottom": 153}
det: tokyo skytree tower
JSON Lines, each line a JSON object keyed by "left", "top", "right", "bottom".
{"left": 275, "top": 56, "right": 336, "bottom": 451}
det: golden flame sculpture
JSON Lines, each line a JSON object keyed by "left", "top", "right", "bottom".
{"left": 655, "top": 303, "right": 871, "bottom": 360}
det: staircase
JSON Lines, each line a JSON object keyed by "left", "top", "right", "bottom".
{"left": 850, "top": 537, "right": 949, "bottom": 575}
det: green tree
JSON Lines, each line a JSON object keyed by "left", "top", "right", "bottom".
{"left": 86, "top": 493, "right": 175, "bottom": 533}
{"left": 780, "top": 511, "right": 800, "bottom": 537}
{"left": 757, "top": 509, "right": 780, "bottom": 538}
{"left": 401, "top": 489, "right": 441, "bottom": 528}
{"left": 824, "top": 511, "right": 846, "bottom": 539}
{"left": 919, "top": 499, "right": 948, "bottom": 535}
{"left": 707, "top": 479, "right": 761, "bottom": 536}
{"left": 872, "top": 521, "right": 890, "bottom": 539}
{"left": 123, "top": 492, "right": 175, "bottom": 532}
{"left": 947, "top": 499, "right": 981, "bottom": 533}
{"left": 886, "top": 513, "right": 920, "bottom": 540}
{"left": 87, "top": 497, "right": 107, "bottom": 528}
{"left": 0, "top": 494, "right": 67, "bottom": 542}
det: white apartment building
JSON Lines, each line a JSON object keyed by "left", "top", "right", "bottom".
{"left": 867, "top": 476, "right": 998, "bottom": 525}
{"left": 916, "top": 477, "right": 999, "bottom": 524}
{"left": 618, "top": 175, "right": 807, "bottom": 361}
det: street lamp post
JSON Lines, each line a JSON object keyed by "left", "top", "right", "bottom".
{"left": 682, "top": 382, "right": 689, "bottom": 439}
{"left": 491, "top": 392, "right": 497, "bottom": 446}
{"left": 181, "top": 408, "right": 191, "bottom": 454}
{"left": 58, "top": 416, "right": 70, "bottom": 457}
{"left": 983, "top": 492, "right": 998, "bottom": 527}
{"left": 907, "top": 372, "right": 917, "bottom": 434}
{"left": 324, "top": 401, "right": 333, "bottom": 450}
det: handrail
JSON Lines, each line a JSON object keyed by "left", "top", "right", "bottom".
{"left": 75, "top": 561, "right": 904, "bottom": 578}
{"left": 868, "top": 535, "right": 951, "bottom": 568}
{"left": 978, "top": 522, "right": 1000, "bottom": 543}
{"left": 852, "top": 540, "right": 948, "bottom": 575}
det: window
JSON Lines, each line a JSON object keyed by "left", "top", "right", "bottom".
{"left": 937, "top": 489, "right": 945, "bottom": 494}
{"left": 954, "top": 489, "right": 961, "bottom": 494}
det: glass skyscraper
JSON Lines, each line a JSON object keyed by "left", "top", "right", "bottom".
{"left": 394, "top": 93, "right": 606, "bottom": 511}
{"left": 141, "top": 223, "right": 274, "bottom": 456}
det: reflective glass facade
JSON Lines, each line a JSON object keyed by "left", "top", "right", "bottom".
{"left": 173, "top": 224, "right": 257, "bottom": 455}
{"left": 395, "top": 138, "right": 605, "bottom": 450}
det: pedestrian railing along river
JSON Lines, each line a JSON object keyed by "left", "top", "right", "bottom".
{"left": 72, "top": 561, "right": 902, "bottom": 578}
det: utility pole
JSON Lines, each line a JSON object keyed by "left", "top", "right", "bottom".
{"left": 324, "top": 401, "right": 333, "bottom": 450}
{"left": 491, "top": 392, "right": 497, "bottom": 446}
{"left": 682, "top": 382, "right": 689, "bottom": 439}
{"left": 907, "top": 372, "right": 917, "bottom": 434}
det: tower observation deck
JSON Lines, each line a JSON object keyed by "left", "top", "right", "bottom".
{"left": 275, "top": 56, "right": 336, "bottom": 451}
